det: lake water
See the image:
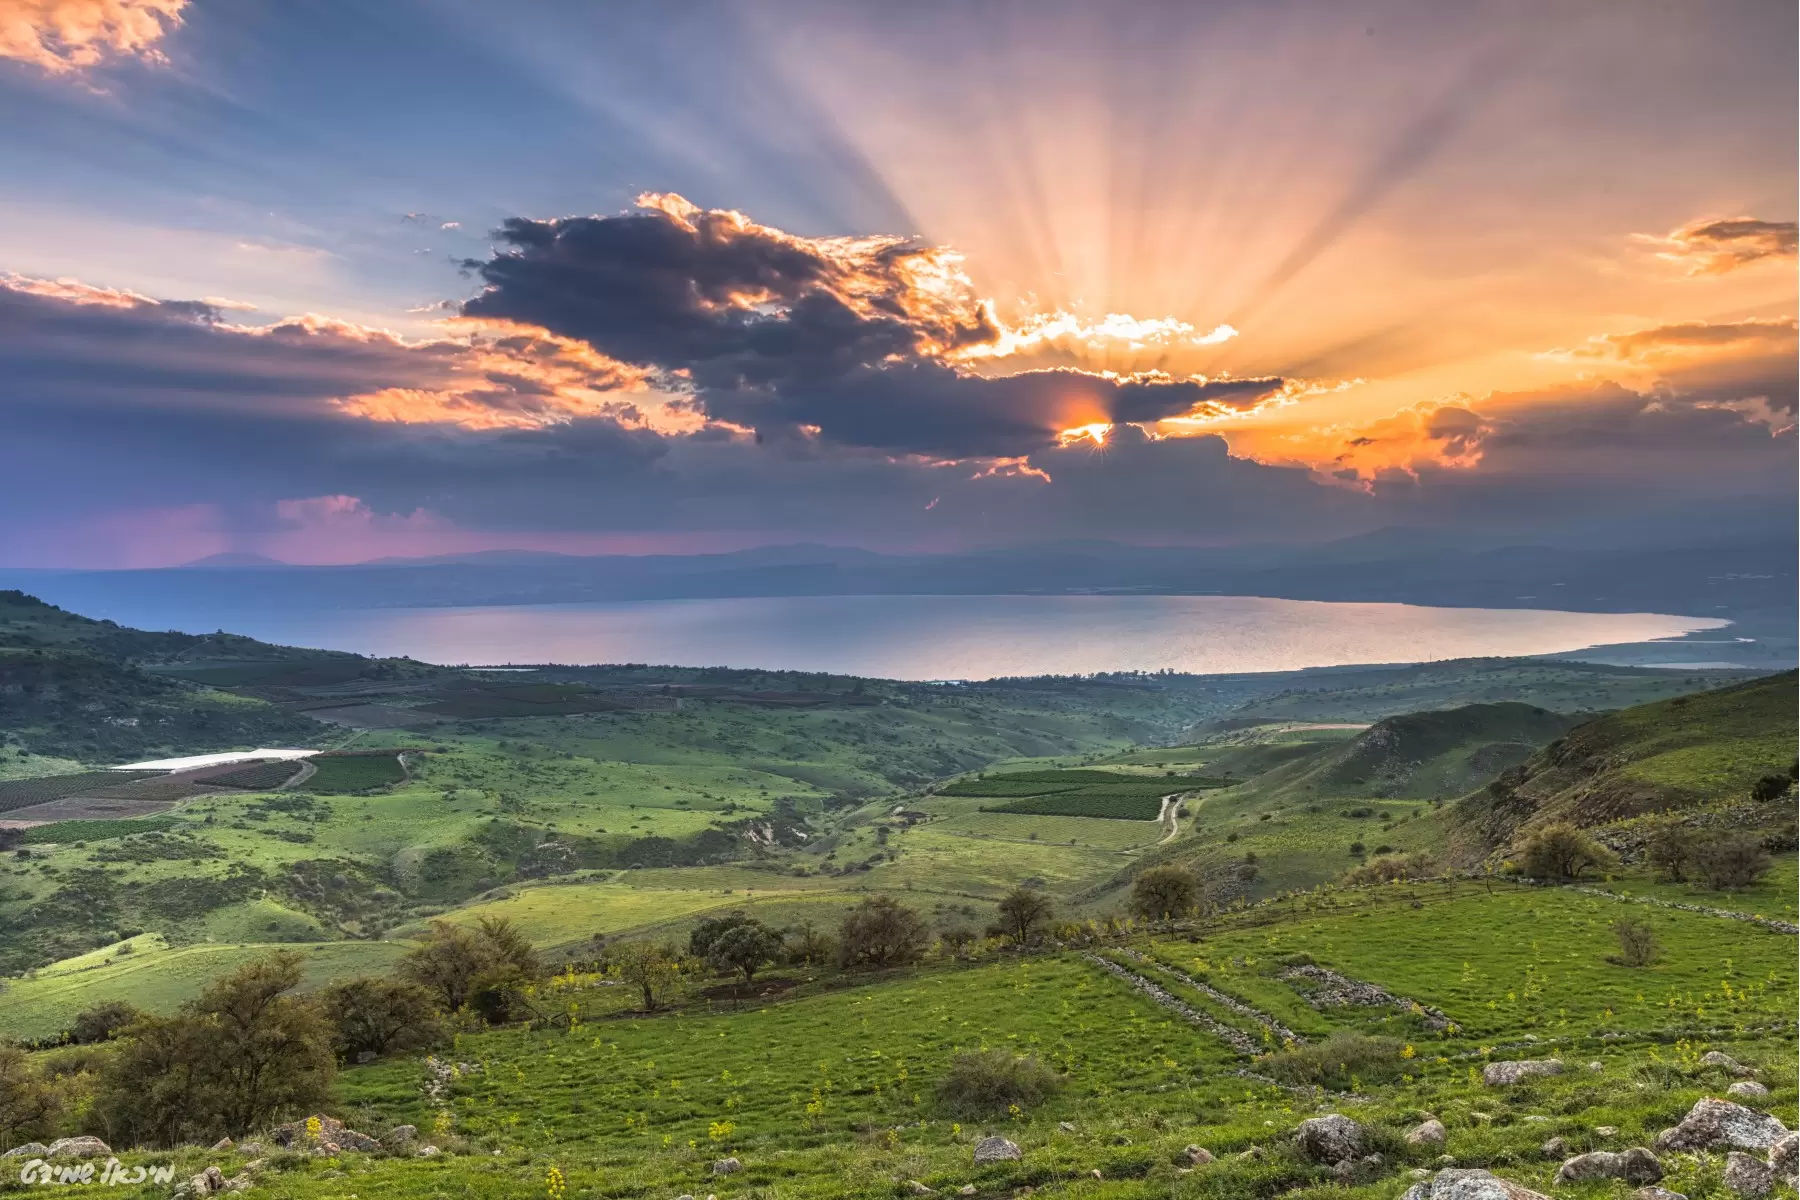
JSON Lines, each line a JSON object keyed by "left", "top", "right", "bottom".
{"left": 180, "top": 594, "right": 1728, "bottom": 680}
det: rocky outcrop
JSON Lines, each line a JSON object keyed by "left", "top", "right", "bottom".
{"left": 1279, "top": 964, "right": 1452, "bottom": 1030}
{"left": 1702, "top": 1051, "right": 1753, "bottom": 1076}
{"left": 1728, "top": 1082, "right": 1771, "bottom": 1100}
{"left": 1481, "top": 1060, "right": 1562, "bottom": 1086}
{"left": 45, "top": 1137, "right": 111, "bottom": 1159}
{"left": 972, "top": 1136, "right": 1021, "bottom": 1164}
{"left": 0, "top": 1143, "right": 49, "bottom": 1160}
{"left": 1554, "top": 1148, "right": 1663, "bottom": 1186}
{"left": 1182, "top": 1145, "right": 1215, "bottom": 1165}
{"left": 1654, "top": 1099, "right": 1789, "bottom": 1152}
{"left": 268, "top": 1115, "right": 380, "bottom": 1154}
{"left": 1770, "top": 1133, "right": 1798, "bottom": 1181}
{"left": 1295, "top": 1115, "right": 1366, "bottom": 1163}
{"left": 712, "top": 1157, "right": 742, "bottom": 1176}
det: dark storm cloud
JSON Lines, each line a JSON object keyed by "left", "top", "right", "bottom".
{"left": 459, "top": 197, "right": 1285, "bottom": 458}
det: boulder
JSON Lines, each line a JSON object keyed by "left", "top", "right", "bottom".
{"left": 1295, "top": 1114, "right": 1366, "bottom": 1163}
{"left": 416, "top": 1145, "right": 441, "bottom": 1158}
{"left": 1724, "top": 1151, "right": 1774, "bottom": 1197}
{"left": 46, "top": 1137, "right": 111, "bottom": 1159}
{"left": 1408, "top": 1120, "right": 1448, "bottom": 1147}
{"left": 958, "top": 1187, "right": 978, "bottom": 1196}
{"left": 1769, "top": 1132, "right": 1798, "bottom": 1180}
{"left": 1554, "top": 1148, "right": 1663, "bottom": 1186}
{"left": 383, "top": 1126, "right": 418, "bottom": 1149}
{"left": 237, "top": 1143, "right": 263, "bottom": 1156}
{"left": 1, "top": 1143, "right": 49, "bottom": 1160}
{"left": 211, "top": 1138, "right": 234, "bottom": 1152}
{"left": 905, "top": 1182, "right": 935, "bottom": 1195}
{"left": 1482, "top": 1060, "right": 1563, "bottom": 1087}
{"left": 1056, "top": 1122, "right": 1075, "bottom": 1133}
{"left": 1398, "top": 1168, "right": 1552, "bottom": 1200}
{"left": 1182, "top": 1145, "right": 1214, "bottom": 1166}
{"left": 1540, "top": 1137, "right": 1567, "bottom": 1157}
{"left": 1729, "top": 1082, "right": 1771, "bottom": 1101}
{"left": 1701, "top": 1051, "right": 1751, "bottom": 1076}
{"left": 711, "top": 1158, "right": 742, "bottom": 1176}
{"left": 972, "top": 1136, "right": 1020, "bottom": 1165}
{"left": 1654, "top": 1099, "right": 1789, "bottom": 1152}
{"left": 1635, "top": 1190, "right": 1687, "bottom": 1200}
{"left": 1596, "top": 1127, "right": 1619, "bottom": 1138}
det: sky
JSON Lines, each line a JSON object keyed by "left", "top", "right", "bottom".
{"left": 0, "top": 0, "right": 1793, "bottom": 567}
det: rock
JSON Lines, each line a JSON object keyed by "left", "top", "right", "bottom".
{"left": 1596, "top": 1126, "right": 1619, "bottom": 1138}
{"left": 1769, "top": 1132, "right": 1798, "bottom": 1180}
{"left": 1365, "top": 1154, "right": 1386, "bottom": 1167}
{"left": 1408, "top": 1120, "right": 1448, "bottom": 1147}
{"left": 1588, "top": 1062, "right": 1604, "bottom": 1072}
{"left": 711, "top": 1158, "right": 742, "bottom": 1176}
{"left": 1482, "top": 1060, "right": 1564, "bottom": 1086}
{"left": 1655, "top": 1099, "right": 1789, "bottom": 1152}
{"left": 1729, "top": 1082, "right": 1771, "bottom": 1100}
{"left": 1436, "top": 1155, "right": 1458, "bottom": 1167}
{"left": 237, "top": 1143, "right": 263, "bottom": 1156}
{"left": 1635, "top": 1189, "right": 1688, "bottom": 1200}
{"left": 1402, "top": 1167, "right": 1553, "bottom": 1200}
{"left": 1295, "top": 1114, "right": 1366, "bottom": 1163}
{"left": 270, "top": 1115, "right": 375, "bottom": 1152}
{"left": 905, "top": 1182, "right": 935, "bottom": 1196}
{"left": 181, "top": 1166, "right": 227, "bottom": 1196}
{"left": 1182, "top": 1145, "right": 1214, "bottom": 1165}
{"left": 1331, "top": 1159, "right": 1356, "bottom": 1182}
{"left": 46, "top": 1137, "right": 111, "bottom": 1159}
{"left": 1, "top": 1143, "right": 49, "bottom": 1159}
{"left": 416, "top": 1145, "right": 441, "bottom": 1158}
{"left": 355, "top": 1051, "right": 377, "bottom": 1064}
{"left": 1057, "top": 1122, "right": 1075, "bottom": 1133}
{"left": 1702, "top": 1051, "right": 1750, "bottom": 1075}
{"left": 959, "top": 1187, "right": 978, "bottom": 1196}
{"left": 1410, "top": 1169, "right": 1432, "bottom": 1180}
{"left": 1540, "top": 1138, "right": 1568, "bottom": 1157}
{"left": 1725, "top": 1151, "right": 1774, "bottom": 1197}
{"left": 1088, "top": 1169, "right": 1102, "bottom": 1179}
{"left": 383, "top": 1125, "right": 417, "bottom": 1148}
{"left": 1239, "top": 1146, "right": 1264, "bottom": 1161}
{"left": 212, "top": 1138, "right": 234, "bottom": 1152}
{"left": 1554, "top": 1148, "right": 1664, "bottom": 1186}
{"left": 972, "top": 1137, "right": 1020, "bottom": 1165}
{"left": 1524, "top": 1116, "right": 1548, "bottom": 1124}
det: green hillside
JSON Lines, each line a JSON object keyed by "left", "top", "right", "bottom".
{"left": 1451, "top": 670, "right": 1798, "bottom": 852}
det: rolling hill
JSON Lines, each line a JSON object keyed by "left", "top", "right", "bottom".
{"left": 1450, "top": 670, "right": 1798, "bottom": 852}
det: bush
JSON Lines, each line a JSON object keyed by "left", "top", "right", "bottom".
{"left": 1261, "top": 1030, "right": 1407, "bottom": 1089}
{"left": 1517, "top": 823, "right": 1615, "bottom": 880}
{"left": 1130, "top": 865, "right": 1203, "bottom": 921}
{"left": 1342, "top": 852, "right": 1435, "bottom": 886}
{"left": 1608, "top": 917, "right": 1659, "bottom": 967}
{"left": 400, "top": 916, "right": 540, "bottom": 1016}
{"left": 706, "top": 921, "right": 785, "bottom": 982}
{"left": 1691, "top": 833, "right": 1771, "bottom": 890}
{"left": 935, "top": 1049, "right": 1063, "bottom": 1114}
{"left": 837, "top": 896, "right": 928, "bottom": 969}
{"left": 608, "top": 941, "right": 687, "bottom": 1011}
{"left": 782, "top": 921, "right": 835, "bottom": 966}
{"left": 69, "top": 1000, "right": 143, "bottom": 1045}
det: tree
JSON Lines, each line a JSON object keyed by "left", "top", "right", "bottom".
{"left": 0, "top": 1045, "right": 61, "bottom": 1145}
{"left": 97, "top": 952, "right": 334, "bottom": 1145}
{"left": 475, "top": 915, "right": 542, "bottom": 977}
{"left": 837, "top": 895, "right": 928, "bottom": 969}
{"left": 69, "top": 1000, "right": 143, "bottom": 1044}
{"left": 317, "top": 977, "right": 443, "bottom": 1061}
{"left": 1517, "top": 823, "right": 1615, "bottom": 880}
{"left": 1130, "top": 865, "right": 1201, "bottom": 922}
{"left": 938, "top": 925, "right": 977, "bottom": 956}
{"left": 1691, "top": 833, "right": 1771, "bottom": 890}
{"left": 400, "top": 921, "right": 498, "bottom": 1013}
{"left": 1645, "top": 825, "right": 1697, "bottom": 882}
{"left": 994, "top": 887, "right": 1053, "bottom": 945}
{"left": 707, "top": 921, "right": 785, "bottom": 983}
{"left": 689, "top": 912, "right": 756, "bottom": 960}
{"left": 611, "top": 941, "right": 685, "bottom": 1011}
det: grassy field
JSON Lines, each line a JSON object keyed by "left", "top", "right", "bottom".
{"left": 0, "top": 939, "right": 408, "bottom": 1041}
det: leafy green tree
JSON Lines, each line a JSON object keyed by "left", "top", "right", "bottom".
{"left": 837, "top": 895, "right": 928, "bottom": 969}
{"left": 69, "top": 1000, "right": 143, "bottom": 1044}
{"left": 400, "top": 917, "right": 539, "bottom": 1015}
{"left": 317, "top": 978, "right": 443, "bottom": 1060}
{"left": 689, "top": 911, "right": 756, "bottom": 960}
{"left": 994, "top": 887, "right": 1053, "bottom": 944}
{"left": 611, "top": 941, "right": 685, "bottom": 1011}
{"left": 1130, "top": 865, "right": 1201, "bottom": 922}
{"left": 707, "top": 921, "right": 785, "bottom": 983}
{"left": 0, "top": 1045, "right": 61, "bottom": 1145}
{"left": 97, "top": 952, "right": 334, "bottom": 1145}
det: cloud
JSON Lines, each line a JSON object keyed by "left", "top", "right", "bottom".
{"left": 1567, "top": 317, "right": 1797, "bottom": 363}
{"left": 0, "top": 0, "right": 184, "bottom": 74}
{"left": 1642, "top": 216, "right": 1798, "bottom": 274}
{"left": 461, "top": 193, "right": 1279, "bottom": 459}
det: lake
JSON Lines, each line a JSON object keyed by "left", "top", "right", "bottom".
{"left": 165, "top": 594, "right": 1729, "bottom": 680}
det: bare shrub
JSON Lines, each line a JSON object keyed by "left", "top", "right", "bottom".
{"left": 1607, "top": 916, "right": 1659, "bottom": 967}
